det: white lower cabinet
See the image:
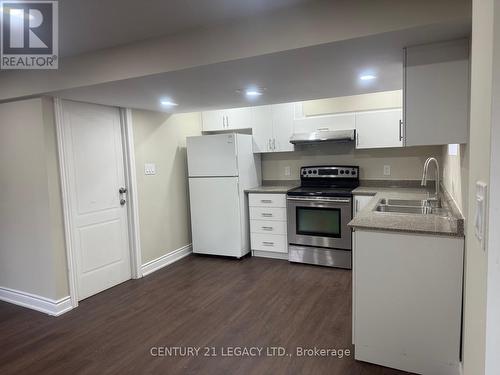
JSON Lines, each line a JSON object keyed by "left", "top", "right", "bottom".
{"left": 353, "top": 195, "right": 374, "bottom": 217}
{"left": 248, "top": 193, "right": 288, "bottom": 259}
{"left": 249, "top": 206, "right": 287, "bottom": 221}
{"left": 250, "top": 220, "right": 286, "bottom": 235}
{"left": 250, "top": 233, "right": 287, "bottom": 253}
{"left": 353, "top": 230, "right": 464, "bottom": 375}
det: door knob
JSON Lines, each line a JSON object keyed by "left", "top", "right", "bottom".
{"left": 119, "top": 187, "right": 128, "bottom": 194}
{"left": 120, "top": 199, "right": 126, "bottom": 206}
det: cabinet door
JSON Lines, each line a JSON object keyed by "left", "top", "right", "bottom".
{"left": 251, "top": 105, "right": 273, "bottom": 153}
{"left": 354, "top": 195, "right": 374, "bottom": 217}
{"left": 294, "top": 112, "right": 356, "bottom": 134}
{"left": 201, "top": 110, "right": 226, "bottom": 132}
{"left": 354, "top": 231, "right": 464, "bottom": 374}
{"left": 404, "top": 39, "right": 469, "bottom": 146}
{"left": 355, "top": 109, "right": 403, "bottom": 149}
{"left": 226, "top": 107, "right": 253, "bottom": 130}
{"left": 272, "top": 103, "right": 295, "bottom": 152}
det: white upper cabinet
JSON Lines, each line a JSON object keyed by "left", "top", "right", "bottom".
{"left": 293, "top": 103, "right": 356, "bottom": 134}
{"left": 355, "top": 109, "right": 403, "bottom": 149}
{"left": 201, "top": 89, "right": 410, "bottom": 152}
{"left": 404, "top": 38, "right": 469, "bottom": 146}
{"left": 252, "top": 105, "right": 274, "bottom": 152}
{"left": 272, "top": 103, "right": 295, "bottom": 152}
{"left": 202, "top": 107, "right": 253, "bottom": 132}
{"left": 225, "top": 107, "right": 253, "bottom": 130}
{"left": 201, "top": 110, "right": 226, "bottom": 132}
{"left": 252, "top": 103, "right": 295, "bottom": 153}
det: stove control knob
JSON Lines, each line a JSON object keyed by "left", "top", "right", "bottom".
{"left": 313, "top": 170, "right": 317, "bottom": 174}
{"left": 308, "top": 170, "right": 312, "bottom": 174}
{"left": 351, "top": 170, "right": 356, "bottom": 175}
{"left": 340, "top": 170, "right": 344, "bottom": 174}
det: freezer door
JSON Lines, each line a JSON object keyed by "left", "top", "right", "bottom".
{"left": 187, "top": 134, "right": 238, "bottom": 177}
{"left": 189, "top": 177, "right": 243, "bottom": 257}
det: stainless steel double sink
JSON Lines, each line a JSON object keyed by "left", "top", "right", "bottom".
{"left": 374, "top": 198, "right": 449, "bottom": 216}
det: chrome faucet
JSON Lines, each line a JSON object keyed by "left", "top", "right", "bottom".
{"left": 421, "top": 157, "right": 440, "bottom": 204}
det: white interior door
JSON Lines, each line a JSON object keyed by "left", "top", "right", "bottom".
{"left": 61, "top": 100, "right": 131, "bottom": 301}
{"left": 188, "top": 177, "right": 242, "bottom": 257}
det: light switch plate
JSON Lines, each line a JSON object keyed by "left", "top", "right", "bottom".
{"left": 145, "top": 163, "right": 156, "bottom": 175}
{"left": 284, "top": 166, "right": 291, "bottom": 177}
{"left": 383, "top": 165, "right": 391, "bottom": 176}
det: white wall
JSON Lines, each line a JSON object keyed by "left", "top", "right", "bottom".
{"left": 462, "top": 0, "right": 494, "bottom": 373}
{"left": 132, "top": 110, "right": 202, "bottom": 264}
{"left": 442, "top": 144, "right": 469, "bottom": 214}
{"left": 262, "top": 144, "right": 442, "bottom": 181}
{"left": 0, "top": 98, "right": 68, "bottom": 300}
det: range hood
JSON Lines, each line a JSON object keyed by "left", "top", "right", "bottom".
{"left": 289, "top": 129, "right": 356, "bottom": 145}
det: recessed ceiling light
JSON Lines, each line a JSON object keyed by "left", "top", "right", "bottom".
{"left": 245, "top": 89, "right": 263, "bottom": 97}
{"left": 236, "top": 87, "right": 266, "bottom": 99}
{"left": 359, "top": 74, "right": 377, "bottom": 81}
{"left": 160, "top": 99, "right": 178, "bottom": 107}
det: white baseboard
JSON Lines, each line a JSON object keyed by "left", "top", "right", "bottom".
{"left": 141, "top": 244, "right": 192, "bottom": 277}
{"left": 0, "top": 287, "right": 72, "bottom": 316}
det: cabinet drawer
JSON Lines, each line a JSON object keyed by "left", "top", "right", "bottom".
{"left": 249, "top": 207, "right": 286, "bottom": 221}
{"left": 251, "top": 233, "right": 287, "bottom": 253}
{"left": 250, "top": 220, "right": 286, "bottom": 235}
{"left": 248, "top": 193, "right": 286, "bottom": 208}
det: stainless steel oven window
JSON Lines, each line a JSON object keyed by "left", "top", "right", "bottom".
{"left": 295, "top": 207, "right": 342, "bottom": 238}
{"left": 287, "top": 197, "right": 353, "bottom": 251}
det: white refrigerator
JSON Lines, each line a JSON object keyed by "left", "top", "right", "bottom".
{"left": 187, "top": 133, "right": 261, "bottom": 257}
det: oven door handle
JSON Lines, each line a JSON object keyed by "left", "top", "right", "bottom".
{"left": 286, "top": 197, "right": 351, "bottom": 204}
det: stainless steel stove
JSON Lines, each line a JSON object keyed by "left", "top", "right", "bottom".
{"left": 287, "top": 165, "right": 359, "bottom": 269}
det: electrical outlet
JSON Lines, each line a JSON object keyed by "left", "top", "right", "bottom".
{"left": 145, "top": 163, "right": 156, "bottom": 175}
{"left": 284, "top": 166, "right": 291, "bottom": 177}
{"left": 383, "top": 165, "right": 391, "bottom": 176}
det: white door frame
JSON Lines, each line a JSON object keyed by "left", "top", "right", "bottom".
{"left": 485, "top": 2, "right": 500, "bottom": 372}
{"left": 54, "top": 98, "right": 142, "bottom": 308}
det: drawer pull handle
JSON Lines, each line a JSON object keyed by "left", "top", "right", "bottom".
{"left": 262, "top": 241, "right": 274, "bottom": 246}
{"left": 262, "top": 226, "right": 273, "bottom": 231}
{"left": 261, "top": 199, "right": 273, "bottom": 203}
{"left": 261, "top": 213, "right": 273, "bottom": 217}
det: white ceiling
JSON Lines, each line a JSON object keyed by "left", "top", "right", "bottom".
{"left": 54, "top": 22, "right": 470, "bottom": 113}
{"left": 59, "top": 0, "right": 311, "bottom": 57}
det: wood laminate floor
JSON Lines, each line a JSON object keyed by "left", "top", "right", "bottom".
{"left": 0, "top": 255, "right": 411, "bottom": 375}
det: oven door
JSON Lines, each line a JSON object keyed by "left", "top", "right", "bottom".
{"left": 287, "top": 196, "right": 352, "bottom": 250}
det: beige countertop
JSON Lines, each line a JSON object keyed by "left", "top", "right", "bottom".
{"left": 245, "top": 180, "right": 299, "bottom": 194}
{"left": 349, "top": 186, "right": 465, "bottom": 237}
